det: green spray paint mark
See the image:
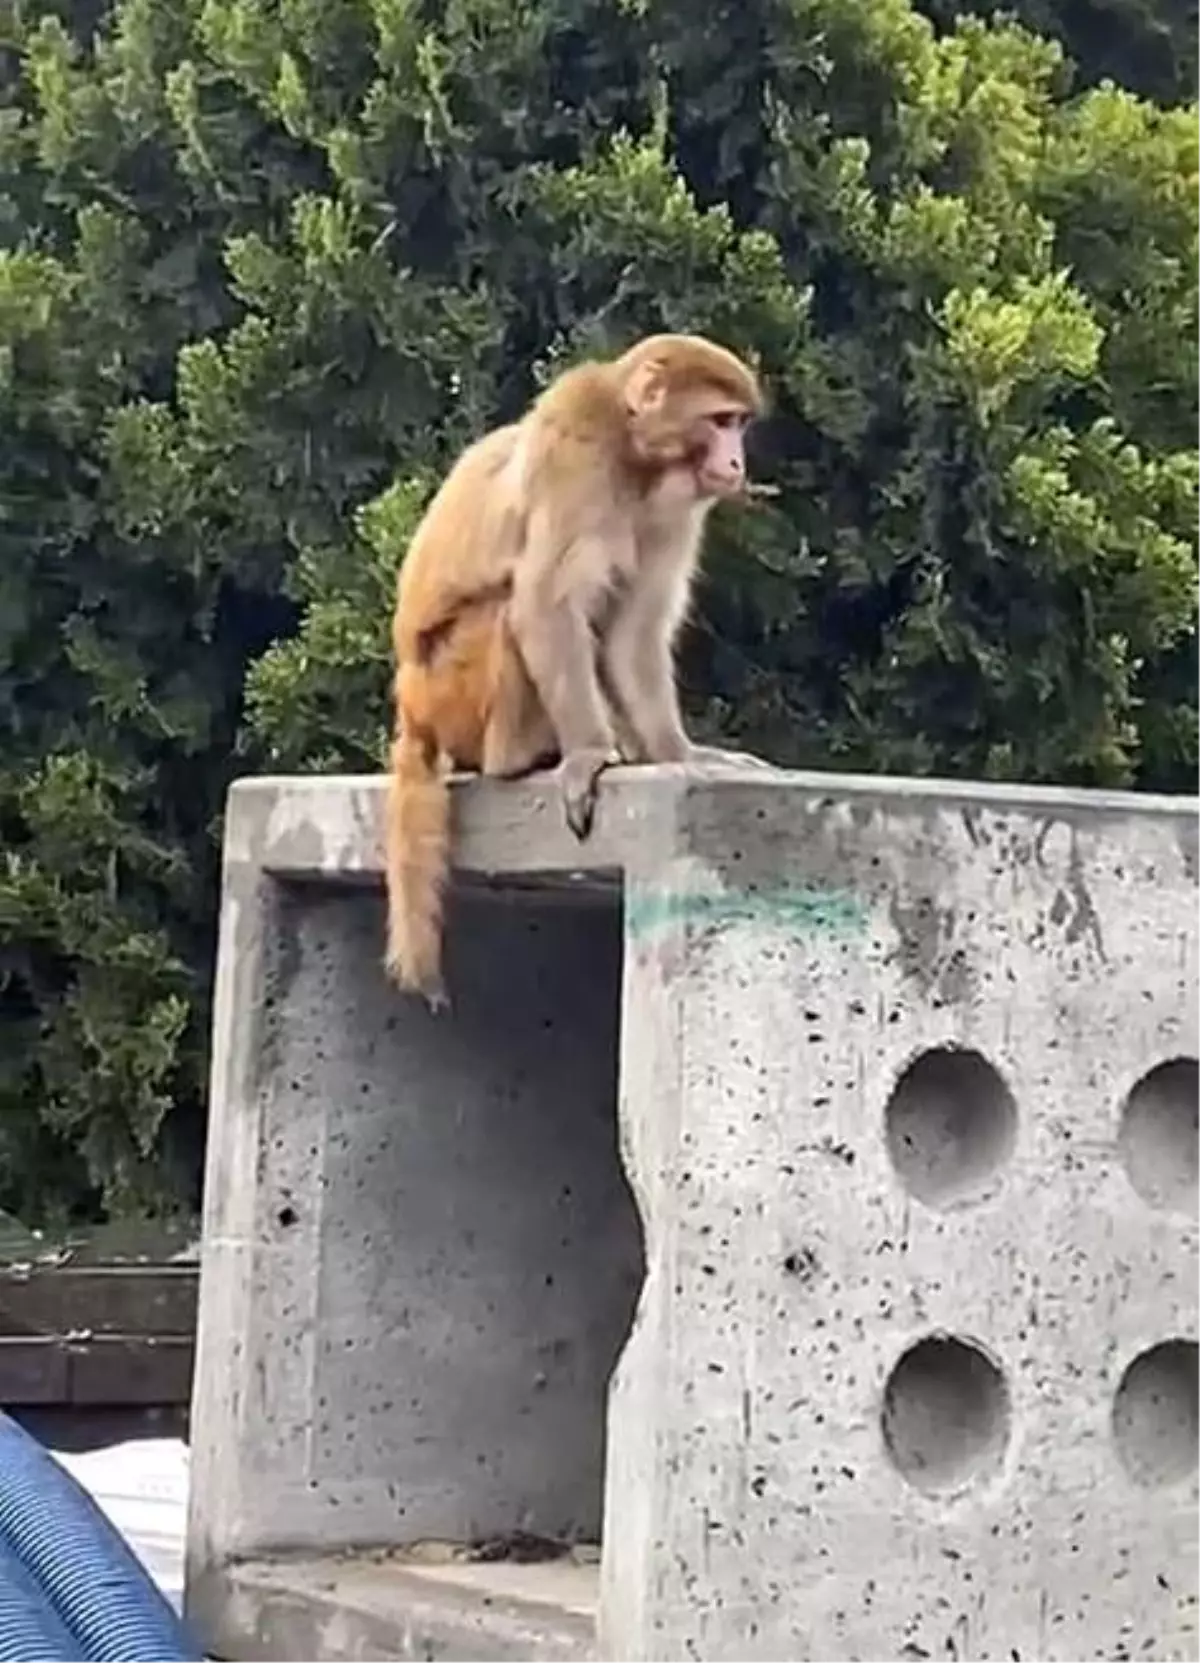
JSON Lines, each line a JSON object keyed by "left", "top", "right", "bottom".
{"left": 625, "top": 883, "right": 868, "bottom": 940}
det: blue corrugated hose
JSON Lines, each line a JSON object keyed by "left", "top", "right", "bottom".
{"left": 0, "top": 1411, "right": 201, "bottom": 1662}
{"left": 0, "top": 1530, "right": 79, "bottom": 1662}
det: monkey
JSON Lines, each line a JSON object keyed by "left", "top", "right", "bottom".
{"left": 385, "top": 332, "right": 769, "bottom": 1005}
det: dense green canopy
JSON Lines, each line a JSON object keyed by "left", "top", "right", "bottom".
{"left": 0, "top": 0, "right": 1195, "bottom": 1219}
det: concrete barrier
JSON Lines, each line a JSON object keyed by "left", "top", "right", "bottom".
{"left": 185, "top": 765, "right": 1199, "bottom": 1662}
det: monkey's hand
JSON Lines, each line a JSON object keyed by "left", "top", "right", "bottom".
{"left": 396, "top": 968, "right": 450, "bottom": 1015}
{"left": 423, "top": 981, "right": 451, "bottom": 1017}
{"left": 558, "top": 746, "right": 622, "bottom": 840}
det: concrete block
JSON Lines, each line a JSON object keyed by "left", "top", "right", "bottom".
{"left": 187, "top": 766, "right": 1198, "bottom": 1662}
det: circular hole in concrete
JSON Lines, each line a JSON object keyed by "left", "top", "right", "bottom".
{"left": 884, "top": 1047, "right": 1017, "bottom": 1208}
{"left": 881, "top": 1334, "right": 1011, "bottom": 1495}
{"left": 1117, "top": 1059, "right": 1198, "bottom": 1215}
{"left": 1112, "top": 1340, "right": 1199, "bottom": 1489}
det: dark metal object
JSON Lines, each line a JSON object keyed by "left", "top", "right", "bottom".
{"left": 0, "top": 1221, "right": 198, "bottom": 1413}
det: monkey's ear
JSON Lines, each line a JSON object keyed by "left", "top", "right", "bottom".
{"left": 623, "top": 357, "right": 668, "bottom": 417}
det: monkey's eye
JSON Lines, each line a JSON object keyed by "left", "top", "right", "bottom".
{"left": 709, "top": 409, "right": 745, "bottom": 431}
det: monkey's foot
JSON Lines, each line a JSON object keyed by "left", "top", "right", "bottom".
{"left": 686, "top": 744, "right": 777, "bottom": 772}
{"left": 558, "top": 746, "right": 621, "bottom": 840}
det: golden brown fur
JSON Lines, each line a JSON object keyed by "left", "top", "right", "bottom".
{"left": 385, "top": 333, "right": 765, "bottom": 1003}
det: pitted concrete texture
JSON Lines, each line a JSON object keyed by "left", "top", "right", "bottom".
{"left": 187, "top": 765, "right": 1198, "bottom": 1663}
{"left": 192, "top": 875, "right": 640, "bottom": 1552}
{"left": 605, "top": 771, "right": 1198, "bottom": 1663}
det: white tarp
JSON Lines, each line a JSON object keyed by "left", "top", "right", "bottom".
{"left": 50, "top": 1437, "right": 189, "bottom": 1611}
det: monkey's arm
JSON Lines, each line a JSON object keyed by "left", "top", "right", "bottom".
{"left": 507, "top": 528, "right": 624, "bottom": 837}
{"left": 601, "top": 560, "right": 693, "bottom": 764}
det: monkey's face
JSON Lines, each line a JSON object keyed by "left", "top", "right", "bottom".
{"left": 686, "top": 405, "right": 753, "bottom": 499}
{"left": 621, "top": 340, "right": 762, "bottom": 502}
{"left": 629, "top": 395, "right": 754, "bottom": 502}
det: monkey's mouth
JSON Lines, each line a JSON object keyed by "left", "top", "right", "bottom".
{"left": 696, "top": 469, "right": 751, "bottom": 499}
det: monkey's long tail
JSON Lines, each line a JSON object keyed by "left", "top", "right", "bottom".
{"left": 384, "top": 725, "right": 451, "bottom": 1008}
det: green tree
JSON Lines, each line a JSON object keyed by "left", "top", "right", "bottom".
{"left": 247, "top": 0, "right": 1198, "bottom": 789}
{"left": 0, "top": 0, "right": 1195, "bottom": 1220}
{"left": 0, "top": 0, "right": 298, "bottom": 1220}
{"left": 919, "top": 0, "right": 1196, "bottom": 106}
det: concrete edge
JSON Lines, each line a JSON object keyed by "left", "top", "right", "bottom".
{"left": 189, "top": 1557, "right": 596, "bottom": 1663}
{"left": 222, "top": 768, "right": 682, "bottom": 880}
{"left": 221, "top": 765, "right": 1198, "bottom": 882}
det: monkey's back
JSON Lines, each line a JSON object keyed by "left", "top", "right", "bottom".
{"left": 393, "top": 423, "right": 523, "bottom": 660}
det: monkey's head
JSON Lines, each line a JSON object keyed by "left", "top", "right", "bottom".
{"left": 618, "top": 334, "right": 764, "bottom": 502}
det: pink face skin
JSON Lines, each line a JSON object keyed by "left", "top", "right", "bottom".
{"left": 628, "top": 396, "right": 755, "bottom": 506}
{"left": 690, "top": 409, "right": 751, "bottom": 499}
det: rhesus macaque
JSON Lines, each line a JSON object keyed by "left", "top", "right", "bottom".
{"left": 385, "top": 332, "right": 769, "bottom": 1004}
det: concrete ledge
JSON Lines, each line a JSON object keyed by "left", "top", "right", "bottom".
{"left": 220, "top": 764, "right": 1197, "bottom": 882}
{"left": 192, "top": 1552, "right": 595, "bottom": 1661}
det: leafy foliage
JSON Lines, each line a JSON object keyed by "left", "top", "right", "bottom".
{"left": 0, "top": 0, "right": 1195, "bottom": 1218}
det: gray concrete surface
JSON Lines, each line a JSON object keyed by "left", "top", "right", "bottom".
{"left": 192, "top": 874, "right": 640, "bottom": 1550}
{"left": 188, "top": 765, "right": 1199, "bottom": 1662}
{"left": 204, "top": 1553, "right": 596, "bottom": 1661}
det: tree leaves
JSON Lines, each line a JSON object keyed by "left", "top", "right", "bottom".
{"left": 0, "top": 0, "right": 1194, "bottom": 1220}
